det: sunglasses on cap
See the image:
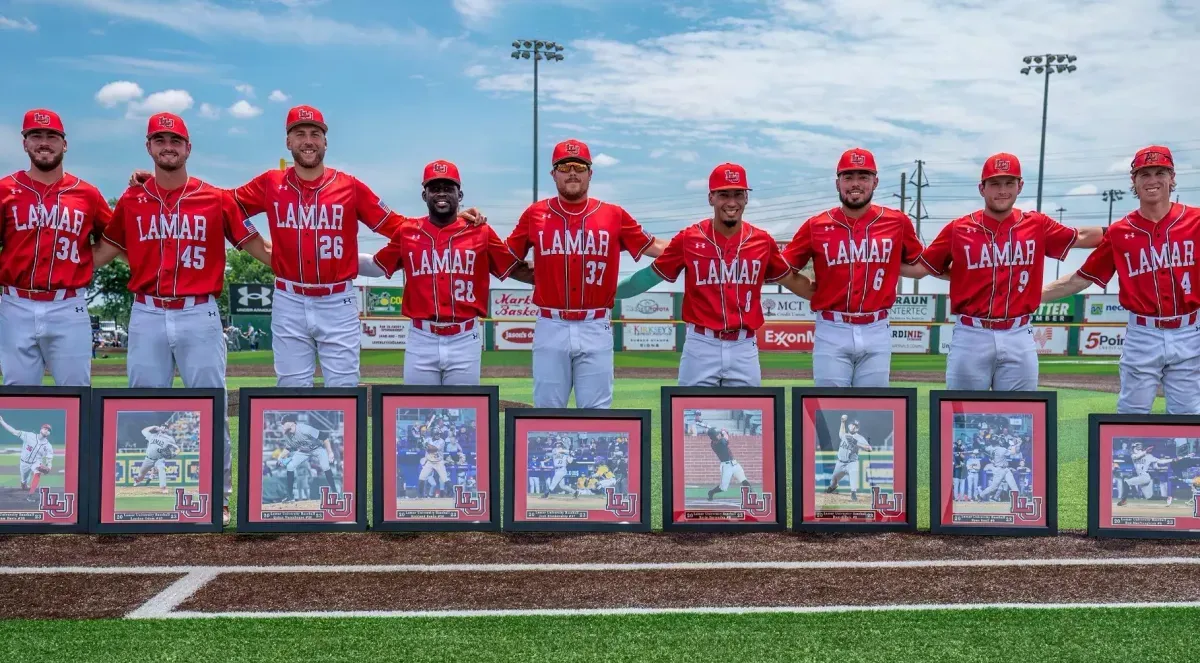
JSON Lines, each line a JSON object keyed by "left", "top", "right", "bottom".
{"left": 554, "top": 162, "right": 589, "bottom": 173}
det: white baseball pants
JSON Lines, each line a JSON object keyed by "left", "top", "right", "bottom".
{"left": 418, "top": 459, "right": 448, "bottom": 485}
{"left": 19, "top": 460, "right": 38, "bottom": 486}
{"left": 1121, "top": 472, "right": 1155, "bottom": 499}
{"left": 1118, "top": 318, "right": 1200, "bottom": 414}
{"left": 981, "top": 467, "right": 1019, "bottom": 498}
{"left": 404, "top": 325, "right": 483, "bottom": 386}
{"left": 832, "top": 459, "right": 860, "bottom": 490}
{"left": 0, "top": 292, "right": 92, "bottom": 386}
{"left": 946, "top": 322, "right": 1038, "bottom": 391}
{"left": 138, "top": 458, "right": 168, "bottom": 488}
{"left": 271, "top": 287, "right": 360, "bottom": 388}
{"left": 285, "top": 447, "right": 331, "bottom": 473}
{"left": 532, "top": 317, "right": 613, "bottom": 409}
{"left": 547, "top": 468, "right": 569, "bottom": 492}
{"left": 966, "top": 471, "right": 980, "bottom": 498}
{"left": 678, "top": 329, "right": 762, "bottom": 387}
{"left": 813, "top": 318, "right": 891, "bottom": 387}
{"left": 719, "top": 460, "right": 747, "bottom": 491}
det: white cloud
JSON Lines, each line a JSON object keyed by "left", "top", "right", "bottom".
{"left": 452, "top": 0, "right": 499, "bottom": 29}
{"left": 268, "top": 89, "right": 290, "bottom": 102}
{"left": 649, "top": 148, "right": 699, "bottom": 162}
{"left": 228, "top": 126, "right": 247, "bottom": 135}
{"left": 228, "top": 100, "right": 263, "bottom": 119}
{"left": 0, "top": 16, "right": 37, "bottom": 31}
{"left": 126, "top": 89, "right": 194, "bottom": 118}
{"left": 1066, "top": 184, "right": 1098, "bottom": 196}
{"left": 464, "top": 64, "right": 488, "bottom": 78}
{"left": 684, "top": 178, "right": 707, "bottom": 190}
{"left": 94, "top": 81, "right": 144, "bottom": 107}
{"left": 234, "top": 83, "right": 255, "bottom": 97}
{"left": 592, "top": 153, "right": 620, "bottom": 167}
{"left": 48, "top": 54, "right": 220, "bottom": 77}
{"left": 198, "top": 102, "right": 220, "bottom": 119}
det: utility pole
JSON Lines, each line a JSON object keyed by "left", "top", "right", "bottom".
{"left": 1054, "top": 206, "right": 1067, "bottom": 279}
{"left": 908, "top": 161, "right": 929, "bottom": 293}
{"left": 511, "top": 39, "right": 565, "bottom": 203}
{"left": 893, "top": 172, "right": 907, "bottom": 294}
{"left": 1020, "top": 54, "right": 1079, "bottom": 212}
{"left": 1100, "top": 189, "right": 1125, "bottom": 293}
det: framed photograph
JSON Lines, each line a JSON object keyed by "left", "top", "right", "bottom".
{"left": 90, "top": 388, "right": 224, "bottom": 534}
{"left": 0, "top": 387, "right": 89, "bottom": 534}
{"left": 372, "top": 386, "right": 500, "bottom": 532}
{"left": 792, "top": 388, "right": 917, "bottom": 533}
{"left": 930, "top": 391, "right": 1057, "bottom": 536}
{"left": 236, "top": 387, "right": 367, "bottom": 533}
{"left": 504, "top": 408, "right": 651, "bottom": 532}
{"left": 661, "top": 387, "right": 786, "bottom": 532}
{"left": 1089, "top": 414, "right": 1200, "bottom": 539}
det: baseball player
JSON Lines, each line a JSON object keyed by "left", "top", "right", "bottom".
{"left": 360, "top": 160, "right": 531, "bottom": 385}
{"left": 0, "top": 109, "right": 113, "bottom": 386}
{"left": 418, "top": 430, "right": 449, "bottom": 498}
{"left": 505, "top": 138, "right": 668, "bottom": 408}
{"left": 978, "top": 438, "right": 1022, "bottom": 501}
{"left": 705, "top": 427, "right": 750, "bottom": 501}
{"left": 781, "top": 148, "right": 924, "bottom": 387}
{"left": 824, "top": 414, "right": 873, "bottom": 501}
{"left": 593, "top": 451, "right": 621, "bottom": 492}
{"left": 0, "top": 415, "right": 53, "bottom": 499}
{"left": 965, "top": 450, "right": 982, "bottom": 501}
{"left": 131, "top": 425, "right": 179, "bottom": 494}
{"left": 95, "top": 112, "right": 272, "bottom": 526}
{"left": 541, "top": 440, "right": 578, "bottom": 499}
{"left": 1116, "top": 442, "right": 1175, "bottom": 506}
{"left": 277, "top": 413, "right": 338, "bottom": 502}
{"left": 615, "top": 163, "right": 813, "bottom": 386}
{"left": 1043, "top": 145, "right": 1199, "bottom": 413}
{"left": 902, "top": 154, "right": 1103, "bottom": 390}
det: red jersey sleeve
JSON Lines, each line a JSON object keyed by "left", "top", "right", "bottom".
{"left": 506, "top": 206, "right": 535, "bottom": 259}
{"left": 764, "top": 236, "right": 791, "bottom": 282}
{"left": 102, "top": 192, "right": 131, "bottom": 250}
{"left": 221, "top": 189, "right": 259, "bottom": 248}
{"left": 90, "top": 189, "right": 114, "bottom": 242}
{"left": 1039, "top": 211, "right": 1078, "bottom": 260}
{"left": 899, "top": 214, "right": 923, "bottom": 264}
{"left": 919, "top": 222, "right": 954, "bottom": 275}
{"left": 485, "top": 225, "right": 520, "bottom": 279}
{"left": 616, "top": 206, "right": 655, "bottom": 260}
{"left": 371, "top": 222, "right": 408, "bottom": 280}
{"left": 232, "top": 172, "right": 267, "bottom": 218}
{"left": 650, "top": 228, "right": 688, "bottom": 282}
{"left": 1077, "top": 233, "right": 1115, "bottom": 287}
{"left": 781, "top": 220, "right": 813, "bottom": 270}
{"left": 354, "top": 176, "right": 398, "bottom": 234}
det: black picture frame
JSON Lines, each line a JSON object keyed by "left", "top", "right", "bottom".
{"left": 504, "top": 407, "right": 652, "bottom": 533}
{"left": 89, "top": 388, "right": 224, "bottom": 534}
{"left": 791, "top": 387, "right": 918, "bottom": 533}
{"left": 236, "top": 387, "right": 368, "bottom": 533}
{"left": 1089, "top": 414, "right": 1200, "bottom": 540}
{"left": 929, "top": 390, "right": 1057, "bottom": 537}
{"left": 371, "top": 385, "right": 501, "bottom": 532}
{"left": 0, "top": 386, "right": 91, "bottom": 534}
{"left": 661, "top": 386, "right": 787, "bottom": 533}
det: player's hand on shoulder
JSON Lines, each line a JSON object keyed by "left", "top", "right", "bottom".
{"left": 129, "top": 169, "right": 152, "bottom": 187}
{"left": 459, "top": 207, "right": 487, "bottom": 226}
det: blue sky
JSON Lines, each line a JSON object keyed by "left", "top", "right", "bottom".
{"left": 2, "top": 0, "right": 1198, "bottom": 292}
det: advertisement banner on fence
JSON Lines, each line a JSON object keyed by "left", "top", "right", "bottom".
{"left": 620, "top": 292, "right": 673, "bottom": 320}
{"left": 889, "top": 295, "right": 937, "bottom": 322}
{"left": 890, "top": 326, "right": 931, "bottom": 353}
{"left": 760, "top": 293, "right": 815, "bottom": 321}
{"left": 494, "top": 321, "right": 536, "bottom": 350}
{"left": 1084, "top": 294, "right": 1127, "bottom": 323}
{"left": 623, "top": 323, "right": 676, "bottom": 350}
{"left": 1034, "top": 299, "right": 1075, "bottom": 323}
{"left": 361, "top": 319, "right": 410, "bottom": 349}
{"left": 756, "top": 322, "right": 815, "bottom": 351}
{"left": 364, "top": 286, "right": 405, "bottom": 316}
{"left": 491, "top": 290, "right": 539, "bottom": 320}
{"left": 1079, "top": 325, "right": 1126, "bottom": 355}
{"left": 939, "top": 324, "right": 1069, "bottom": 355}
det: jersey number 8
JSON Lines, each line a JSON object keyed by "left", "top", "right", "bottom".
{"left": 319, "top": 236, "right": 344, "bottom": 260}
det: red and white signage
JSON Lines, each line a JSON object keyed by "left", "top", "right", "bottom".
{"left": 890, "top": 326, "right": 931, "bottom": 354}
{"left": 490, "top": 290, "right": 538, "bottom": 320}
{"left": 361, "top": 319, "right": 410, "bottom": 350}
{"left": 623, "top": 323, "right": 676, "bottom": 351}
{"left": 1079, "top": 326, "right": 1126, "bottom": 356}
{"left": 756, "top": 322, "right": 815, "bottom": 352}
{"left": 494, "top": 321, "right": 536, "bottom": 350}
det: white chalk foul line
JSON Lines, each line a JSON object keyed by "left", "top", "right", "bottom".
{"left": 126, "top": 570, "right": 221, "bottom": 619}
{"left": 142, "top": 601, "right": 1200, "bottom": 620}
{"left": 5, "top": 556, "right": 1200, "bottom": 575}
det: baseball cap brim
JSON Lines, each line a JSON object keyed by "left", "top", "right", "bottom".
{"left": 423, "top": 177, "right": 460, "bottom": 187}
{"left": 710, "top": 184, "right": 751, "bottom": 191}
{"left": 287, "top": 120, "right": 328, "bottom": 132}
{"left": 22, "top": 128, "right": 65, "bottom": 137}
{"left": 553, "top": 156, "right": 590, "bottom": 165}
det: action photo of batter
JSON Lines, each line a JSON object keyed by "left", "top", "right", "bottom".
{"left": 949, "top": 412, "right": 1036, "bottom": 519}
{"left": 0, "top": 409, "right": 67, "bottom": 511}
{"left": 1110, "top": 437, "right": 1200, "bottom": 516}
{"left": 258, "top": 409, "right": 345, "bottom": 511}
{"left": 522, "top": 431, "right": 630, "bottom": 514}
{"left": 394, "top": 408, "right": 480, "bottom": 515}
{"left": 812, "top": 409, "right": 895, "bottom": 514}
{"left": 112, "top": 409, "right": 202, "bottom": 518}
{"left": 682, "top": 407, "right": 766, "bottom": 509}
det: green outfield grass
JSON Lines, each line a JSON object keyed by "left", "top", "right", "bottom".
{"left": 0, "top": 454, "right": 63, "bottom": 488}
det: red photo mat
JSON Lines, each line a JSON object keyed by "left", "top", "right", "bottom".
{"left": 1098, "top": 424, "right": 1200, "bottom": 532}
{"left": 381, "top": 395, "right": 492, "bottom": 523}
{"left": 800, "top": 396, "right": 909, "bottom": 524}
{"left": 670, "top": 395, "right": 778, "bottom": 524}
{"left": 938, "top": 399, "right": 1048, "bottom": 528}
{"left": 511, "top": 417, "right": 642, "bottom": 523}
{"left": 0, "top": 396, "right": 82, "bottom": 526}
{"left": 100, "top": 398, "right": 213, "bottom": 524}
{"left": 247, "top": 397, "right": 359, "bottom": 524}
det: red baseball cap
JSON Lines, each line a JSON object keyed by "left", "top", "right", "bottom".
{"left": 146, "top": 112, "right": 189, "bottom": 141}
{"left": 981, "top": 153, "right": 1022, "bottom": 181}
{"left": 551, "top": 138, "right": 591, "bottom": 165}
{"left": 837, "top": 148, "right": 877, "bottom": 174}
{"left": 286, "top": 105, "right": 327, "bottom": 132}
{"left": 1131, "top": 145, "right": 1173, "bottom": 173}
{"left": 709, "top": 163, "right": 750, "bottom": 191}
{"left": 423, "top": 160, "right": 461, "bottom": 186}
{"left": 22, "top": 109, "right": 65, "bottom": 137}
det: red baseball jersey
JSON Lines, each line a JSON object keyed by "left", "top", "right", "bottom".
{"left": 652, "top": 219, "right": 791, "bottom": 332}
{"left": 0, "top": 171, "right": 112, "bottom": 290}
{"left": 506, "top": 197, "right": 655, "bottom": 310}
{"left": 233, "top": 168, "right": 399, "bottom": 285}
{"left": 782, "top": 205, "right": 923, "bottom": 313}
{"left": 373, "top": 216, "right": 521, "bottom": 323}
{"left": 1077, "top": 203, "right": 1200, "bottom": 317}
{"left": 103, "top": 177, "right": 259, "bottom": 297}
{"left": 920, "top": 209, "right": 1077, "bottom": 319}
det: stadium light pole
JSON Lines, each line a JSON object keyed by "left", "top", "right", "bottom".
{"left": 512, "top": 39, "right": 565, "bottom": 204}
{"left": 1020, "top": 53, "right": 1078, "bottom": 212}
{"left": 1100, "top": 189, "right": 1125, "bottom": 293}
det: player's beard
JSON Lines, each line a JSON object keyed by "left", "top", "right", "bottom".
{"left": 839, "top": 189, "right": 873, "bottom": 210}
{"left": 28, "top": 148, "right": 64, "bottom": 172}
{"left": 292, "top": 145, "right": 325, "bottom": 169}
{"left": 985, "top": 199, "right": 1016, "bottom": 216}
{"left": 153, "top": 152, "right": 186, "bottom": 172}
{"left": 426, "top": 196, "right": 459, "bottom": 225}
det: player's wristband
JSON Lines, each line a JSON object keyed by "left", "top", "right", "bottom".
{"left": 615, "top": 265, "right": 662, "bottom": 299}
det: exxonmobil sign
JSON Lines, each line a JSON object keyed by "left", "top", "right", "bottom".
{"left": 756, "top": 322, "right": 815, "bottom": 351}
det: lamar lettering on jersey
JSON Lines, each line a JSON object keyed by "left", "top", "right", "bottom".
{"left": 274, "top": 201, "right": 344, "bottom": 230}
{"left": 823, "top": 238, "right": 893, "bottom": 266}
{"left": 0, "top": 172, "right": 112, "bottom": 291}
{"left": 1078, "top": 203, "right": 1200, "bottom": 318}
{"left": 652, "top": 219, "right": 790, "bottom": 332}
{"left": 921, "top": 210, "right": 1076, "bottom": 319}
{"left": 407, "top": 247, "right": 478, "bottom": 277}
{"left": 136, "top": 214, "right": 207, "bottom": 241}
{"left": 537, "top": 228, "right": 610, "bottom": 256}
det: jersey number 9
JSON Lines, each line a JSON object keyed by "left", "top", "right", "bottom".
{"left": 319, "top": 236, "right": 344, "bottom": 260}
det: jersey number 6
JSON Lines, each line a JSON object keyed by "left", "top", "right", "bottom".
{"left": 872, "top": 268, "right": 885, "bottom": 290}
